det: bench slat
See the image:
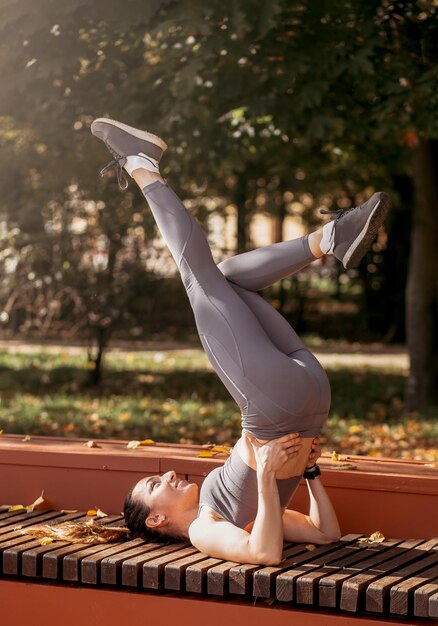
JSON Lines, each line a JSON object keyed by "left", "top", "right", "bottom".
{"left": 318, "top": 538, "right": 404, "bottom": 608}
{"left": 414, "top": 580, "right": 438, "bottom": 617}
{"left": 340, "top": 538, "right": 430, "bottom": 612}
{"left": 121, "top": 543, "right": 187, "bottom": 587}
{"left": 142, "top": 546, "right": 200, "bottom": 589}
{"left": 364, "top": 539, "right": 438, "bottom": 614}
{"left": 254, "top": 534, "right": 360, "bottom": 599}
{"left": 185, "top": 557, "right": 224, "bottom": 593}
{"left": 164, "top": 552, "right": 211, "bottom": 591}
{"left": 390, "top": 563, "right": 438, "bottom": 615}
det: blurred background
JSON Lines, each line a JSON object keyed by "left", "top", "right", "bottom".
{"left": 0, "top": 0, "right": 436, "bottom": 461}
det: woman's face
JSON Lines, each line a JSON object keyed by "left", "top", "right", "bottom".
{"left": 133, "top": 470, "right": 199, "bottom": 529}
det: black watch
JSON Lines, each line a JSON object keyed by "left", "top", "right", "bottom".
{"left": 303, "top": 463, "right": 321, "bottom": 479}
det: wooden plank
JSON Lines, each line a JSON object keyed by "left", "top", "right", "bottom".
{"left": 390, "top": 565, "right": 438, "bottom": 615}
{"left": 207, "top": 561, "right": 241, "bottom": 596}
{"left": 100, "top": 542, "right": 159, "bottom": 585}
{"left": 365, "top": 538, "right": 438, "bottom": 614}
{"left": 21, "top": 515, "right": 124, "bottom": 578}
{"left": 254, "top": 534, "right": 360, "bottom": 599}
{"left": 318, "top": 538, "right": 404, "bottom": 609}
{"left": 229, "top": 563, "right": 262, "bottom": 595}
{"left": 164, "top": 552, "right": 211, "bottom": 591}
{"left": 64, "top": 541, "right": 133, "bottom": 581}
{"left": 429, "top": 591, "right": 438, "bottom": 617}
{"left": 3, "top": 511, "right": 88, "bottom": 575}
{"left": 340, "top": 538, "right": 428, "bottom": 613}
{"left": 285, "top": 537, "right": 369, "bottom": 604}
{"left": 42, "top": 517, "right": 134, "bottom": 579}
{"left": 0, "top": 509, "right": 55, "bottom": 529}
{"left": 121, "top": 543, "right": 187, "bottom": 587}
{"left": 252, "top": 542, "right": 321, "bottom": 599}
{"left": 142, "top": 545, "right": 199, "bottom": 589}
{"left": 185, "top": 557, "right": 224, "bottom": 593}
{"left": 413, "top": 580, "right": 438, "bottom": 617}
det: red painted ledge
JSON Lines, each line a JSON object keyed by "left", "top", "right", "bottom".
{"left": 0, "top": 434, "right": 437, "bottom": 538}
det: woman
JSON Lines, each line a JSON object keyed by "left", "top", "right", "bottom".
{"left": 24, "top": 118, "right": 390, "bottom": 564}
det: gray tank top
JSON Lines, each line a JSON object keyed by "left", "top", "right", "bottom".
{"left": 198, "top": 447, "right": 301, "bottom": 529}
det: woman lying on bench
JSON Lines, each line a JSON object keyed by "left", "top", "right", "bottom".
{"left": 25, "top": 118, "right": 390, "bottom": 565}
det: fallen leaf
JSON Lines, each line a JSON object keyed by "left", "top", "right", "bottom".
{"left": 127, "top": 440, "right": 140, "bottom": 449}
{"left": 139, "top": 439, "right": 155, "bottom": 445}
{"left": 87, "top": 507, "right": 107, "bottom": 518}
{"left": 358, "top": 531, "right": 385, "bottom": 544}
{"left": 85, "top": 440, "right": 101, "bottom": 448}
{"left": 8, "top": 505, "right": 25, "bottom": 512}
{"left": 210, "top": 445, "right": 232, "bottom": 455}
{"left": 0, "top": 429, "right": 3, "bottom": 435}
{"left": 306, "top": 544, "right": 316, "bottom": 551}
{"left": 13, "top": 525, "right": 23, "bottom": 531}
{"left": 40, "top": 537, "right": 54, "bottom": 545}
{"left": 22, "top": 435, "right": 32, "bottom": 442}
{"left": 26, "top": 490, "right": 45, "bottom": 512}
{"left": 331, "top": 450, "right": 339, "bottom": 461}
{"left": 60, "top": 510, "right": 78, "bottom": 514}
{"left": 197, "top": 450, "right": 214, "bottom": 458}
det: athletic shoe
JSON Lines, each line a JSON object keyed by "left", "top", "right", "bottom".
{"left": 90, "top": 117, "right": 168, "bottom": 190}
{"left": 319, "top": 192, "right": 391, "bottom": 269}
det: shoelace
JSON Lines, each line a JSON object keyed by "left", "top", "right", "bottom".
{"left": 319, "top": 207, "right": 349, "bottom": 221}
{"left": 99, "top": 142, "right": 129, "bottom": 190}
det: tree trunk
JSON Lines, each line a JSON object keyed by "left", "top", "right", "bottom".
{"left": 234, "top": 173, "right": 249, "bottom": 254}
{"left": 405, "top": 139, "right": 438, "bottom": 409}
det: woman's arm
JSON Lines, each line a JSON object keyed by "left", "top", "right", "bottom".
{"left": 189, "top": 432, "right": 303, "bottom": 565}
{"left": 282, "top": 437, "right": 341, "bottom": 543}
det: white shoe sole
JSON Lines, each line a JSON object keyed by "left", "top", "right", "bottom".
{"left": 91, "top": 117, "right": 168, "bottom": 152}
{"left": 343, "top": 199, "right": 382, "bottom": 269}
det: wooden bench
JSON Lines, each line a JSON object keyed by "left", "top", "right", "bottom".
{"left": 1, "top": 434, "right": 437, "bottom": 624}
{"left": 1, "top": 508, "right": 437, "bottom": 623}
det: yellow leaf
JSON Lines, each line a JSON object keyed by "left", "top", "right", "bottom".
{"left": 210, "top": 445, "right": 232, "bottom": 455}
{"left": 306, "top": 544, "right": 316, "bottom": 551}
{"left": 87, "top": 509, "right": 98, "bottom": 516}
{"left": 348, "top": 425, "right": 362, "bottom": 434}
{"left": 139, "top": 439, "right": 155, "bottom": 445}
{"left": 40, "top": 537, "right": 54, "bottom": 545}
{"left": 25, "top": 490, "right": 45, "bottom": 512}
{"left": 8, "top": 504, "right": 25, "bottom": 511}
{"left": 331, "top": 450, "right": 339, "bottom": 461}
{"left": 127, "top": 440, "right": 140, "bottom": 449}
{"left": 197, "top": 450, "right": 214, "bottom": 458}
{"left": 0, "top": 429, "right": 3, "bottom": 435}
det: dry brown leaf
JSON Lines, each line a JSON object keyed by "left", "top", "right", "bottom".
{"left": 358, "top": 531, "right": 385, "bottom": 544}
{"left": 26, "top": 490, "right": 45, "bottom": 512}
{"left": 85, "top": 440, "right": 101, "bottom": 448}
{"left": 306, "top": 544, "right": 316, "bottom": 551}
{"left": 87, "top": 507, "right": 107, "bottom": 518}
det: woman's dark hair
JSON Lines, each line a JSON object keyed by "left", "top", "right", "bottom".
{"left": 19, "top": 483, "right": 189, "bottom": 546}
{"left": 123, "top": 484, "right": 188, "bottom": 545}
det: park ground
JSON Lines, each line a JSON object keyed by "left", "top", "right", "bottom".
{"left": 0, "top": 339, "right": 436, "bottom": 465}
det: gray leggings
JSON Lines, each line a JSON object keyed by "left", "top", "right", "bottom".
{"left": 142, "top": 179, "right": 331, "bottom": 439}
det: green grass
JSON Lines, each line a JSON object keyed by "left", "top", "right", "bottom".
{"left": 0, "top": 347, "right": 436, "bottom": 462}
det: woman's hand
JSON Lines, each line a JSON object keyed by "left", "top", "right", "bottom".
{"left": 245, "top": 432, "right": 303, "bottom": 474}
{"left": 306, "top": 436, "right": 321, "bottom": 467}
